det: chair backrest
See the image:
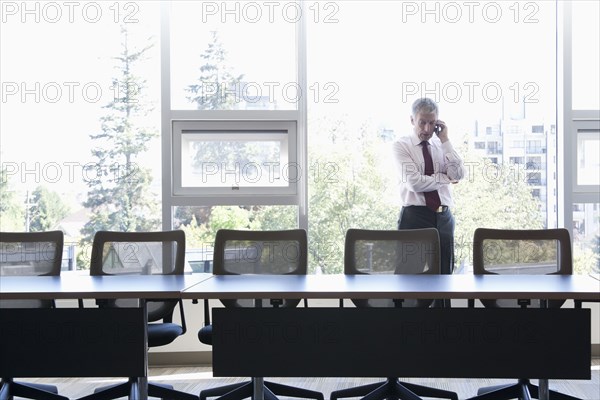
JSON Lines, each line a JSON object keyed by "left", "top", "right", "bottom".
{"left": 90, "top": 230, "right": 186, "bottom": 321}
{"left": 472, "top": 227, "right": 572, "bottom": 308}
{"left": 213, "top": 228, "right": 308, "bottom": 308}
{"left": 0, "top": 230, "right": 64, "bottom": 308}
{"left": 344, "top": 228, "right": 441, "bottom": 308}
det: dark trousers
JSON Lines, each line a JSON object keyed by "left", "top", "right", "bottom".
{"left": 398, "top": 206, "right": 455, "bottom": 307}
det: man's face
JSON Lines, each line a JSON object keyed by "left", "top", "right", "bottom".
{"left": 411, "top": 111, "right": 438, "bottom": 142}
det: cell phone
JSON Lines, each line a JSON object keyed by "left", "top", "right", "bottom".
{"left": 434, "top": 124, "right": 442, "bottom": 134}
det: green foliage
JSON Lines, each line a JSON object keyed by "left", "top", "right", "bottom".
{"left": 0, "top": 168, "right": 24, "bottom": 231}
{"left": 452, "top": 138, "right": 544, "bottom": 266}
{"left": 181, "top": 206, "right": 261, "bottom": 249}
{"left": 28, "top": 186, "right": 70, "bottom": 232}
{"left": 573, "top": 246, "right": 599, "bottom": 275}
{"left": 80, "top": 26, "right": 160, "bottom": 250}
{"left": 307, "top": 117, "right": 398, "bottom": 274}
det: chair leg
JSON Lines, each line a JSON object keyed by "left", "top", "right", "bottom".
{"left": 330, "top": 381, "right": 386, "bottom": 400}
{"left": 0, "top": 379, "right": 68, "bottom": 400}
{"left": 469, "top": 379, "right": 583, "bottom": 400}
{"left": 526, "top": 382, "right": 583, "bottom": 400}
{"left": 77, "top": 380, "right": 134, "bottom": 400}
{"left": 401, "top": 381, "right": 458, "bottom": 400}
{"left": 331, "top": 378, "right": 458, "bottom": 400}
{"left": 265, "top": 380, "right": 324, "bottom": 400}
{"left": 215, "top": 381, "right": 254, "bottom": 400}
{"left": 148, "top": 382, "right": 199, "bottom": 400}
{"left": 466, "top": 383, "right": 524, "bottom": 400}
{"left": 201, "top": 381, "right": 252, "bottom": 400}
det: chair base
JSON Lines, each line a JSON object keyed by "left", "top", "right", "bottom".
{"left": 330, "top": 377, "right": 458, "bottom": 400}
{"left": 466, "top": 379, "right": 582, "bottom": 400}
{"left": 200, "top": 378, "right": 324, "bottom": 400}
{"left": 0, "top": 378, "right": 67, "bottom": 400}
{"left": 77, "top": 378, "right": 197, "bottom": 400}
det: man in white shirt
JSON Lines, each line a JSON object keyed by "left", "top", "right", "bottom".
{"left": 393, "top": 98, "right": 465, "bottom": 304}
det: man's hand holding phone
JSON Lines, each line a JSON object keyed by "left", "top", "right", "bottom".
{"left": 434, "top": 120, "right": 449, "bottom": 143}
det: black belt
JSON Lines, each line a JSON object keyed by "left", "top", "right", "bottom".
{"left": 405, "top": 205, "right": 449, "bottom": 213}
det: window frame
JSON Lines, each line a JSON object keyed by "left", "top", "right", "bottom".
{"left": 171, "top": 119, "right": 298, "bottom": 197}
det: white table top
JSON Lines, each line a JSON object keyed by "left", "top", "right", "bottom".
{"left": 181, "top": 274, "right": 600, "bottom": 301}
{"left": 0, "top": 273, "right": 213, "bottom": 300}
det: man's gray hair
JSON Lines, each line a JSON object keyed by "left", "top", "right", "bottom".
{"left": 411, "top": 98, "right": 439, "bottom": 117}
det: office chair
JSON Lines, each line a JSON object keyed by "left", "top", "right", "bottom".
{"left": 84, "top": 230, "right": 197, "bottom": 400}
{"left": 330, "top": 228, "right": 459, "bottom": 400}
{"left": 0, "top": 230, "right": 68, "bottom": 400}
{"left": 466, "top": 228, "right": 580, "bottom": 400}
{"left": 198, "top": 228, "right": 324, "bottom": 400}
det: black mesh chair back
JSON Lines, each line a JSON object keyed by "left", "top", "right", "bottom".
{"left": 345, "top": 228, "right": 441, "bottom": 308}
{"left": 0, "top": 230, "right": 64, "bottom": 308}
{"left": 90, "top": 230, "right": 185, "bottom": 321}
{"left": 0, "top": 231, "right": 67, "bottom": 400}
{"left": 86, "top": 230, "right": 196, "bottom": 400}
{"left": 330, "top": 228, "right": 458, "bottom": 400}
{"left": 473, "top": 227, "right": 572, "bottom": 309}
{"left": 213, "top": 228, "right": 307, "bottom": 308}
{"left": 467, "top": 228, "right": 580, "bottom": 400}
{"left": 198, "top": 229, "right": 324, "bottom": 400}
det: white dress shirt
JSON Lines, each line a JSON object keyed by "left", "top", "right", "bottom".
{"left": 392, "top": 134, "right": 465, "bottom": 208}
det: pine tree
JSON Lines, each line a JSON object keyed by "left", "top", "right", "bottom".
{"left": 186, "top": 31, "right": 244, "bottom": 110}
{"left": 81, "top": 26, "right": 160, "bottom": 243}
{"left": 28, "top": 186, "right": 70, "bottom": 232}
{"left": 0, "top": 168, "right": 24, "bottom": 231}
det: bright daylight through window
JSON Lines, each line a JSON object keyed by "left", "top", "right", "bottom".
{"left": 1, "top": 1, "right": 598, "bottom": 276}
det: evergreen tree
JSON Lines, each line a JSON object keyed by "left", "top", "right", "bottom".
{"left": 28, "top": 186, "right": 70, "bottom": 232}
{"left": 177, "top": 31, "right": 246, "bottom": 229}
{"left": 0, "top": 168, "right": 24, "bottom": 231}
{"left": 81, "top": 26, "right": 160, "bottom": 244}
{"left": 186, "top": 31, "right": 244, "bottom": 110}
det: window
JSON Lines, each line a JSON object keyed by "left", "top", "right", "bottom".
{"left": 168, "top": 1, "right": 296, "bottom": 111}
{"left": 307, "top": 1, "right": 557, "bottom": 272}
{"left": 0, "top": 2, "right": 161, "bottom": 268}
{"left": 3, "top": 1, "right": 587, "bottom": 276}
{"left": 575, "top": 130, "right": 600, "bottom": 187}
{"left": 532, "top": 125, "right": 544, "bottom": 133}
{"left": 171, "top": 120, "right": 297, "bottom": 197}
{"left": 564, "top": 2, "right": 600, "bottom": 276}
{"left": 572, "top": 0, "right": 600, "bottom": 110}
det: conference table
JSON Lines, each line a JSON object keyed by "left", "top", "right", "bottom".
{"left": 182, "top": 274, "right": 600, "bottom": 400}
{"left": 1, "top": 273, "right": 599, "bottom": 400}
{"left": 0, "top": 273, "right": 213, "bottom": 400}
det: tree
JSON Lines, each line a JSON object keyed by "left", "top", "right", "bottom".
{"left": 306, "top": 117, "right": 398, "bottom": 273}
{"left": 186, "top": 31, "right": 244, "bottom": 110}
{"left": 450, "top": 136, "right": 544, "bottom": 268}
{"left": 0, "top": 168, "right": 24, "bottom": 231}
{"left": 28, "top": 186, "right": 70, "bottom": 232}
{"left": 177, "top": 30, "right": 248, "bottom": 230}
{"left": 81, "top": 26, "right": 160, "bottom": 244}
{"left": 181, "top": 206, "right": 260, "bottom": 249}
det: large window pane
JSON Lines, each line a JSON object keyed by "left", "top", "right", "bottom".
{"left": 172, "top": 205, "right": 299, "bottom": 272}
{"left": 577, "top": 131, "right": 600, "bottom": 186}
{"left": 0, "top": 2, "right": 161, "bottom": 269}
{"left": 572, "top": 0, "right": 600, "bottom": 110}
{"left": 572, "top": 203, "right": 600, "bottom": 276}
{"left": 307, "top": 1, "right": 557, "bottom": 273}
{"left": 169, "top": 1, "right": 296, "bottom": 110}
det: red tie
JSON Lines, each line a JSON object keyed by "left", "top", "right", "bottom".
{"left": 421, "top": 141, "right": 442, "bottom": 212}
